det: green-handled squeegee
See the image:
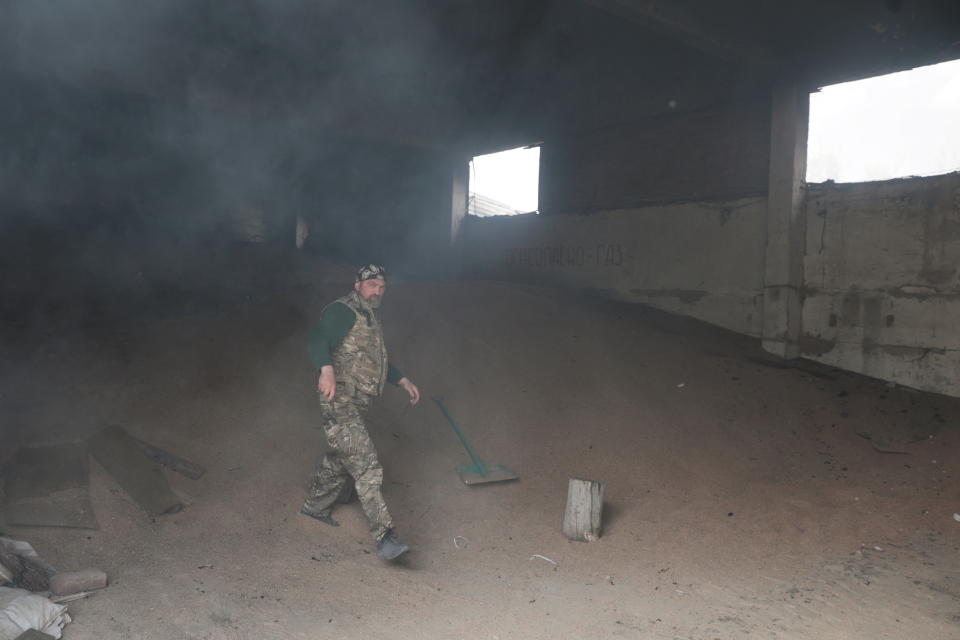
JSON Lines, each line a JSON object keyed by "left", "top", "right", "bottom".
{"left": 432, "top": 396, "right": 518, "bottom": 486}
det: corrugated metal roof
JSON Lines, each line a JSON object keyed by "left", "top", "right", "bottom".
{"left": 468, "top": 193, "right": 522, "bottom": 217}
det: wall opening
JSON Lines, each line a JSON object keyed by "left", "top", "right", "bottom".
{"left": 468, "top": 146, "right": 539, "bottom": 216}
{"left": 807, "top": 58, "right": 960, "bottom": 184}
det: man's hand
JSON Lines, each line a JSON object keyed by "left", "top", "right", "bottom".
{"left": 318, "top": 365, "right": 336, "bottom": 402}
{"left": 398, "top": 377, "right": 420, "bottom": 405}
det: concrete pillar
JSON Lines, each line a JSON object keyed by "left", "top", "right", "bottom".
{"left": 450, "top": 160, "right": 469, "bottom": 248}
{"left": 430, "top": 159, "right": 469, "bottom": 276}
{"left": 762, "top": 82, "right": 809, "bottom": 358}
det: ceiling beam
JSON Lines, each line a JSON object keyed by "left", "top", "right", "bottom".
{"left": 580, "top": 0, "right": 780, "bottom": 72}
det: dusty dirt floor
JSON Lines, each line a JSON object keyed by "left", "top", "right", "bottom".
{"left": 2, "top": 247, "right": 959, "bottom": 639}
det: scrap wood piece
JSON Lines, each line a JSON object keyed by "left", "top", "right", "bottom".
{"left": 48, "top": 591, "right": 91, "bottom": 605}
{"left": 2, "top": 444, "right": 97, "bottom": 530}
{"left": 563, "top": 477, "right": 604, "bottom": 542}
{"left": 132, "top": 437, "right": 206, "bottom": 480}
{"left": 3, "top": 491, "right": 97, "bottom": 531}
{"left": 88, "top": 426, "right": 184, "bottom": 516}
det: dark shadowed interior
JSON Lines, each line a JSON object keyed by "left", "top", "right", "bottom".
{"left": 1, "top": 2, "right": 959, "bottom": 638}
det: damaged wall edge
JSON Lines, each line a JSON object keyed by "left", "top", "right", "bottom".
{"left": 801, "top": 171, "right": 960, "bottom": 397}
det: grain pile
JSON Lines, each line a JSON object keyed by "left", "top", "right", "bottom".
{"left": 3, "top": 250, "right": 958, "bottom": 639}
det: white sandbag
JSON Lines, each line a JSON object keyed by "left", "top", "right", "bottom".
{"left": 0, "top": 587, "right": 71, "bottom": 640}
{"left": 0, "top": 616, "right": 20, "bottom": 640}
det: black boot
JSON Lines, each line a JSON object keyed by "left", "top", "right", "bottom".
{"left": 376, "top": 529, "right": 409, "bottom": 561}
{"left": 300, "top": 503, "right": 339, "bottom": 527}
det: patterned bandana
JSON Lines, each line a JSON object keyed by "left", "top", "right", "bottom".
{"left": 355, "top": 263, "right": 387, "bottom": 283}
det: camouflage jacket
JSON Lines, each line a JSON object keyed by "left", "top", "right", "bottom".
{"left": 326, "top": 290, "right": 389, "bottom": 399}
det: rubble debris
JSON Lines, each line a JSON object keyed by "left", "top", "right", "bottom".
{"left": 0, "top": 540, "right": 55, "bottom": 593}
{"left": 48, "top": 570, "right": 107, "bottom": 597}
{"left": 88, "top": 425, "right": 184, "bottom": 516}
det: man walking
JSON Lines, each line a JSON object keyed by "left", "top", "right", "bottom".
{"left": 301, "top": 264, "right": 420, "bottom": 561}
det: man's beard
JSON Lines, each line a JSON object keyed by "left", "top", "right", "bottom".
{"left": 366, "top": 295, "right": 382, "bottom": 309}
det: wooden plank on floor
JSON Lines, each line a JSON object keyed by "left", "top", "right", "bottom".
{"left": 88, "top": 425, "right": 183, "bottom": 516}
{"left": 562, "top": 477, "right": 604, "bottom": 542}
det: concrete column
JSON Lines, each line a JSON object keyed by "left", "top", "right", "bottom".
{"left": 450, "top": 160, "right": 469, "bottom": 248}
{"left": 433, "top": 159, "right": 469, "bottom": 276}
{"left": 762, "top": 82, "right": 809, "bottom": 358}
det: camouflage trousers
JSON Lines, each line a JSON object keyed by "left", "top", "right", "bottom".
{"left": 304, "top": 393, "right": 394, "bottom": 541}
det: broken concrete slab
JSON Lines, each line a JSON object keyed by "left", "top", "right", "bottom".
{"left": 88, "top": 426, "right": 184, "bottom": 516}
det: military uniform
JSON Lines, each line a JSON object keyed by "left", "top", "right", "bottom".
{"left": 303, "top": 289, "right": 395, "bottom": 542}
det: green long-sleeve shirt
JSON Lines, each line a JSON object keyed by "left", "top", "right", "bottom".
{"left": 308, "top": 302, "right": 404, "bottom": 385}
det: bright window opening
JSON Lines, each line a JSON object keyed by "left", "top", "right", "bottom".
{"left": 807, "top": 58, "right": 960, "bottom": 184}
{"left": 468, "top": 146, "right": 540, "bottom": 216}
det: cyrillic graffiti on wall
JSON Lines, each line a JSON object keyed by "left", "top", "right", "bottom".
{"left": 505, "top": 244, "right": 623, "bottom": 267}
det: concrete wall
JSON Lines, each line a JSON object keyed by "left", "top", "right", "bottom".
{"left": 465, "top": 97, "right": 772, "bottom": 335}
{"left": 801, "top": 173, "right": 960, "bottom": 396}
{"left": 464, "top": 196, "right": 767, "bottom": 336}
{"left": 463, "top": 170, "right": 960, "bottom": 398}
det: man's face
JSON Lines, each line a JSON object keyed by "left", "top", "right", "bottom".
{"left": 355, "top": 278, "right": 386, "bottom": 308}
